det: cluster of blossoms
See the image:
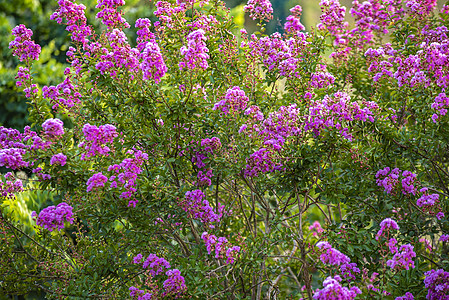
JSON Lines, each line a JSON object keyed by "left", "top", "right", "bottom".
{"left": 317, "top": 0, "right": 348, "bottom": 38}
{"left": 50, "top": 153, "right": 67, "bottom": 166}
{"left": 246, "top": 32, "right": 305, "bottom": 78}
{"left": 417, "top": 187, "right": 444, "bottom": 219}
{"left": 375, "top": 218, "right": 399, "bottom": 240}
{"left": 140, "top": 39, "right": 166, "bottom": 84}
{"left": 305, "top": 92, "right": 378, "bottom": 140}
{"left": 133, "top": 253, "right": 171, "bottom": 276}
{"left": 386, "top": 244, "right": 416, "bottom": 270}
{"left": 316, "top": 241, "right": 361, "bottom": 281}
{"left": 0, "top": 148, "right": 28, "bottom": 170}
{"left": 375, "top": 218, "right": 416, "bottom": 271}
{"left": 309, "top": 221, "right": 324, "bottom": 237}
{"left": 201, "top": 232, "right": 241, "bottom": 264}
{"left": 180, "top": 190, "right": 224, "bottom": 226}
{"left": 350, "top": 0, "right": 403, "bottom": 43}
{"left": 131, "top": 253, "right": 186, "bottom": 298}
{"left": 86, "top": 172, "right": 108, "bottom": 192}
{"left": 310, "top": 70, "right": 335, "bottom": 89}
{"left": 107, "top": 150, "right": 149, "bottom": 207}
{"left": 440, "top": 234, "right": 449, "bottom": 242}
{"left": 96, "top": 0, "right": 129, "bottom": 29}
{"left": 243, "top": 0, "right": 273, "bottom": 22}
{"left": 78, "top": 123, "right": 118, "bottom": 160}
{"left": 364, "top": 25, "right": 449, "bottom": 101}
{"left": 188, "top": 137, "right": 221, "bottom": 186}
{"left": 129, "top": 287, "right": 152, "bottom": 300}
{"left": 424, "top": 269, "right": 449, "bottom": 299}
{"left": 395, "top": 292, "right": 415, "bottom": 300}
{"left": 93, "top": 29, "right": 140, "bottom": 78}
{"left": 431, "top": 92, "right": 449, "bottom": 122}
{"left": 42, "top": 119, "right": 65, "bottom": 139}
{"left": 0, "top": 119, "right": 64, "bottom": 171}
{"left": 313, "top": 275, "right": 361, "bottom": 300}
{"left": 405, "top": 0, "right": 437, "bottom": 15}
{"left": 50, "top": 0, "right": 92, "bottom": 44}
{"left": 242, "top": 104, "right": 300, "bottom": 177}
{"left": 153, "top": 0, "right": 187, "bottom": 28}
{"left": 179, "top": 29, "right": 209, "bottom": 70}
{"left": 376, "top": 168, "right": 444, "bottom": 219}
{"left": 213, "top": 86, "right": 249, "bottom": 114}
{"left": 9, "top": 24, "right": 41, "bottom": 62}
{"left": 42, "top": 75, "right": 82, "bottom": 110}
{"left": 375, "top": 167, "right": 417, "bottom": 195}
{"left": 0, "top": 172, "right": 23, "bottom": 198}
{"left": 32, "top": 202, "right": 74, "bottom": 231}
{"left": 284, "top": 5, "right": 305, "bottom": 33}
{"left": 244, "top": 148, "right": 282, "bottom": 177}
{"left": 162, "top": 269, "right": 187, "bottom": 297}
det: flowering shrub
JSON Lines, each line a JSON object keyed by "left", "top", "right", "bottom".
{"left": 1, "top": 0, "right": 448, "bottom": 299}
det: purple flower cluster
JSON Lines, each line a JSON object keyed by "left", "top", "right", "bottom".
{"left": 42, "top": 76, "right": 82, "bottom": 110}
{"left": 284, "top": 5, "right": 305, "bottom": 33}
{"left": 108, "top": 150, "right": 148, "bottom": 207}
{"left": 96, "top": 0, "right": 129, "bottom": 29}
{"left": 440, "top": 234, "right": 449, "bottom": 242}
{"left": 365, "top": 25, "right": 449, "bottom": 92}
{"left": 201, "top": 232, "right": 241, "bottom": 264}
{"left": 417, "top": 188, "right": 444, "bottom": 220}
{"left": 86, "top": 172, "right": 108, "bottom": 192}
{"left": 395, "top": 292, "right": 414, "bottom": 300}
{"left": 317, "top": 0, "right": 348, "bottom": 36}
{"left": 9, "top": 25, "right": 41, "bottom": 62}
{"left": 375, "top": 218, "right": 399, "bottom": 240}
{"left": 213, "top": 86, "right": 249, "bottom": 114}
{"left": 405, "top": 0, "right": 437, "bottom": 15}
{"left": 200, "top": 137, "right": 221, "bottom": 153}
{"left": 50, "top": 0, "right": 92, "bottom": 44}
{"left": 15, "top": 67, "right": 30, "bottom": 88}
{"left": 133, "top": 253, "right": 171, "bottom": 276}
{"left": 306, "top": 92, "right": 378, "bottom": 140}
{"left": 32, "top": 202, "right": 74, "bottom": 231}
{"left": 310, "top": 71, "right": 335, "bottom": 89}
{"left": 313, "top": 275, "right": 362, "bottom": 300}
{"left": 244, "top": 148, "right": 282, "bottom": 177}
{"left": 246, "top": 33, "right": 303, "bottom": 78}
{"left": 0, "top": 148, "right": 28, "bottom": 170}
{"left": 316, "top": 241, "right": 350, "bottom": 266}
{"left": 243, "top": 0, "right": 273, "bottom": 22}
{"left": 375, "top": 167, "right": 417, "bottom": 195}
{"left": 431, "top": 92, "right": 448, "bottom": 122}
{"left": 153, "top": 1, "right": 187, "bottom": 28}
{"left": 0, "top": 172, "right": 23, "bottom": 198}
{"left": 50, "top": 153, "right": 67, "bottom": 166}
{"left": 386, "top": 244, "right": 416, "bottom": 270}
{"left": 424, "top": 269, "right": 449, "bottom": 300}
{"left": 350, "top": 0, "right": 403, "bottom": 44}
{"left": 131, "top": 253, "right": 187, "bottom": 298}
{"left": 180, "top": 190, "right": 224, "bottom": 226}
{"left": 129, "top": 287, "right": 152, "bottom": 300}
{"left": 179, "top": 29, "right": 209, "bottom": 71}
{"left": 93, "top": 29, "right": 140, "bottom": 78}
{"left": 78, "top": 123, "right": 118, "bottom": 160}
{"left": 135, "top": 18, "right": 155, "bottom": 49}
{"left": 162, "top": 269, "right": 187, "bottom": 297}
{"left": 140, "top": 40, "right": 167, "bottom": 84}
{"left": 42, "top": 118, "right": 65, "bottom": 139}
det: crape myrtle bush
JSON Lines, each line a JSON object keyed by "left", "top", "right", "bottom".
{"left": 1, "top": 0, "right": 449, "bottom": 299}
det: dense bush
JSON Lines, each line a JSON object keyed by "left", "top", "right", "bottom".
{"left": 1, "top": 0, "right": 448, "bottom": 299}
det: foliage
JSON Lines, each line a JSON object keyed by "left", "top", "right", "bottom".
{"left": 1, "top": 0, "right": 449, "bottom": 299}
